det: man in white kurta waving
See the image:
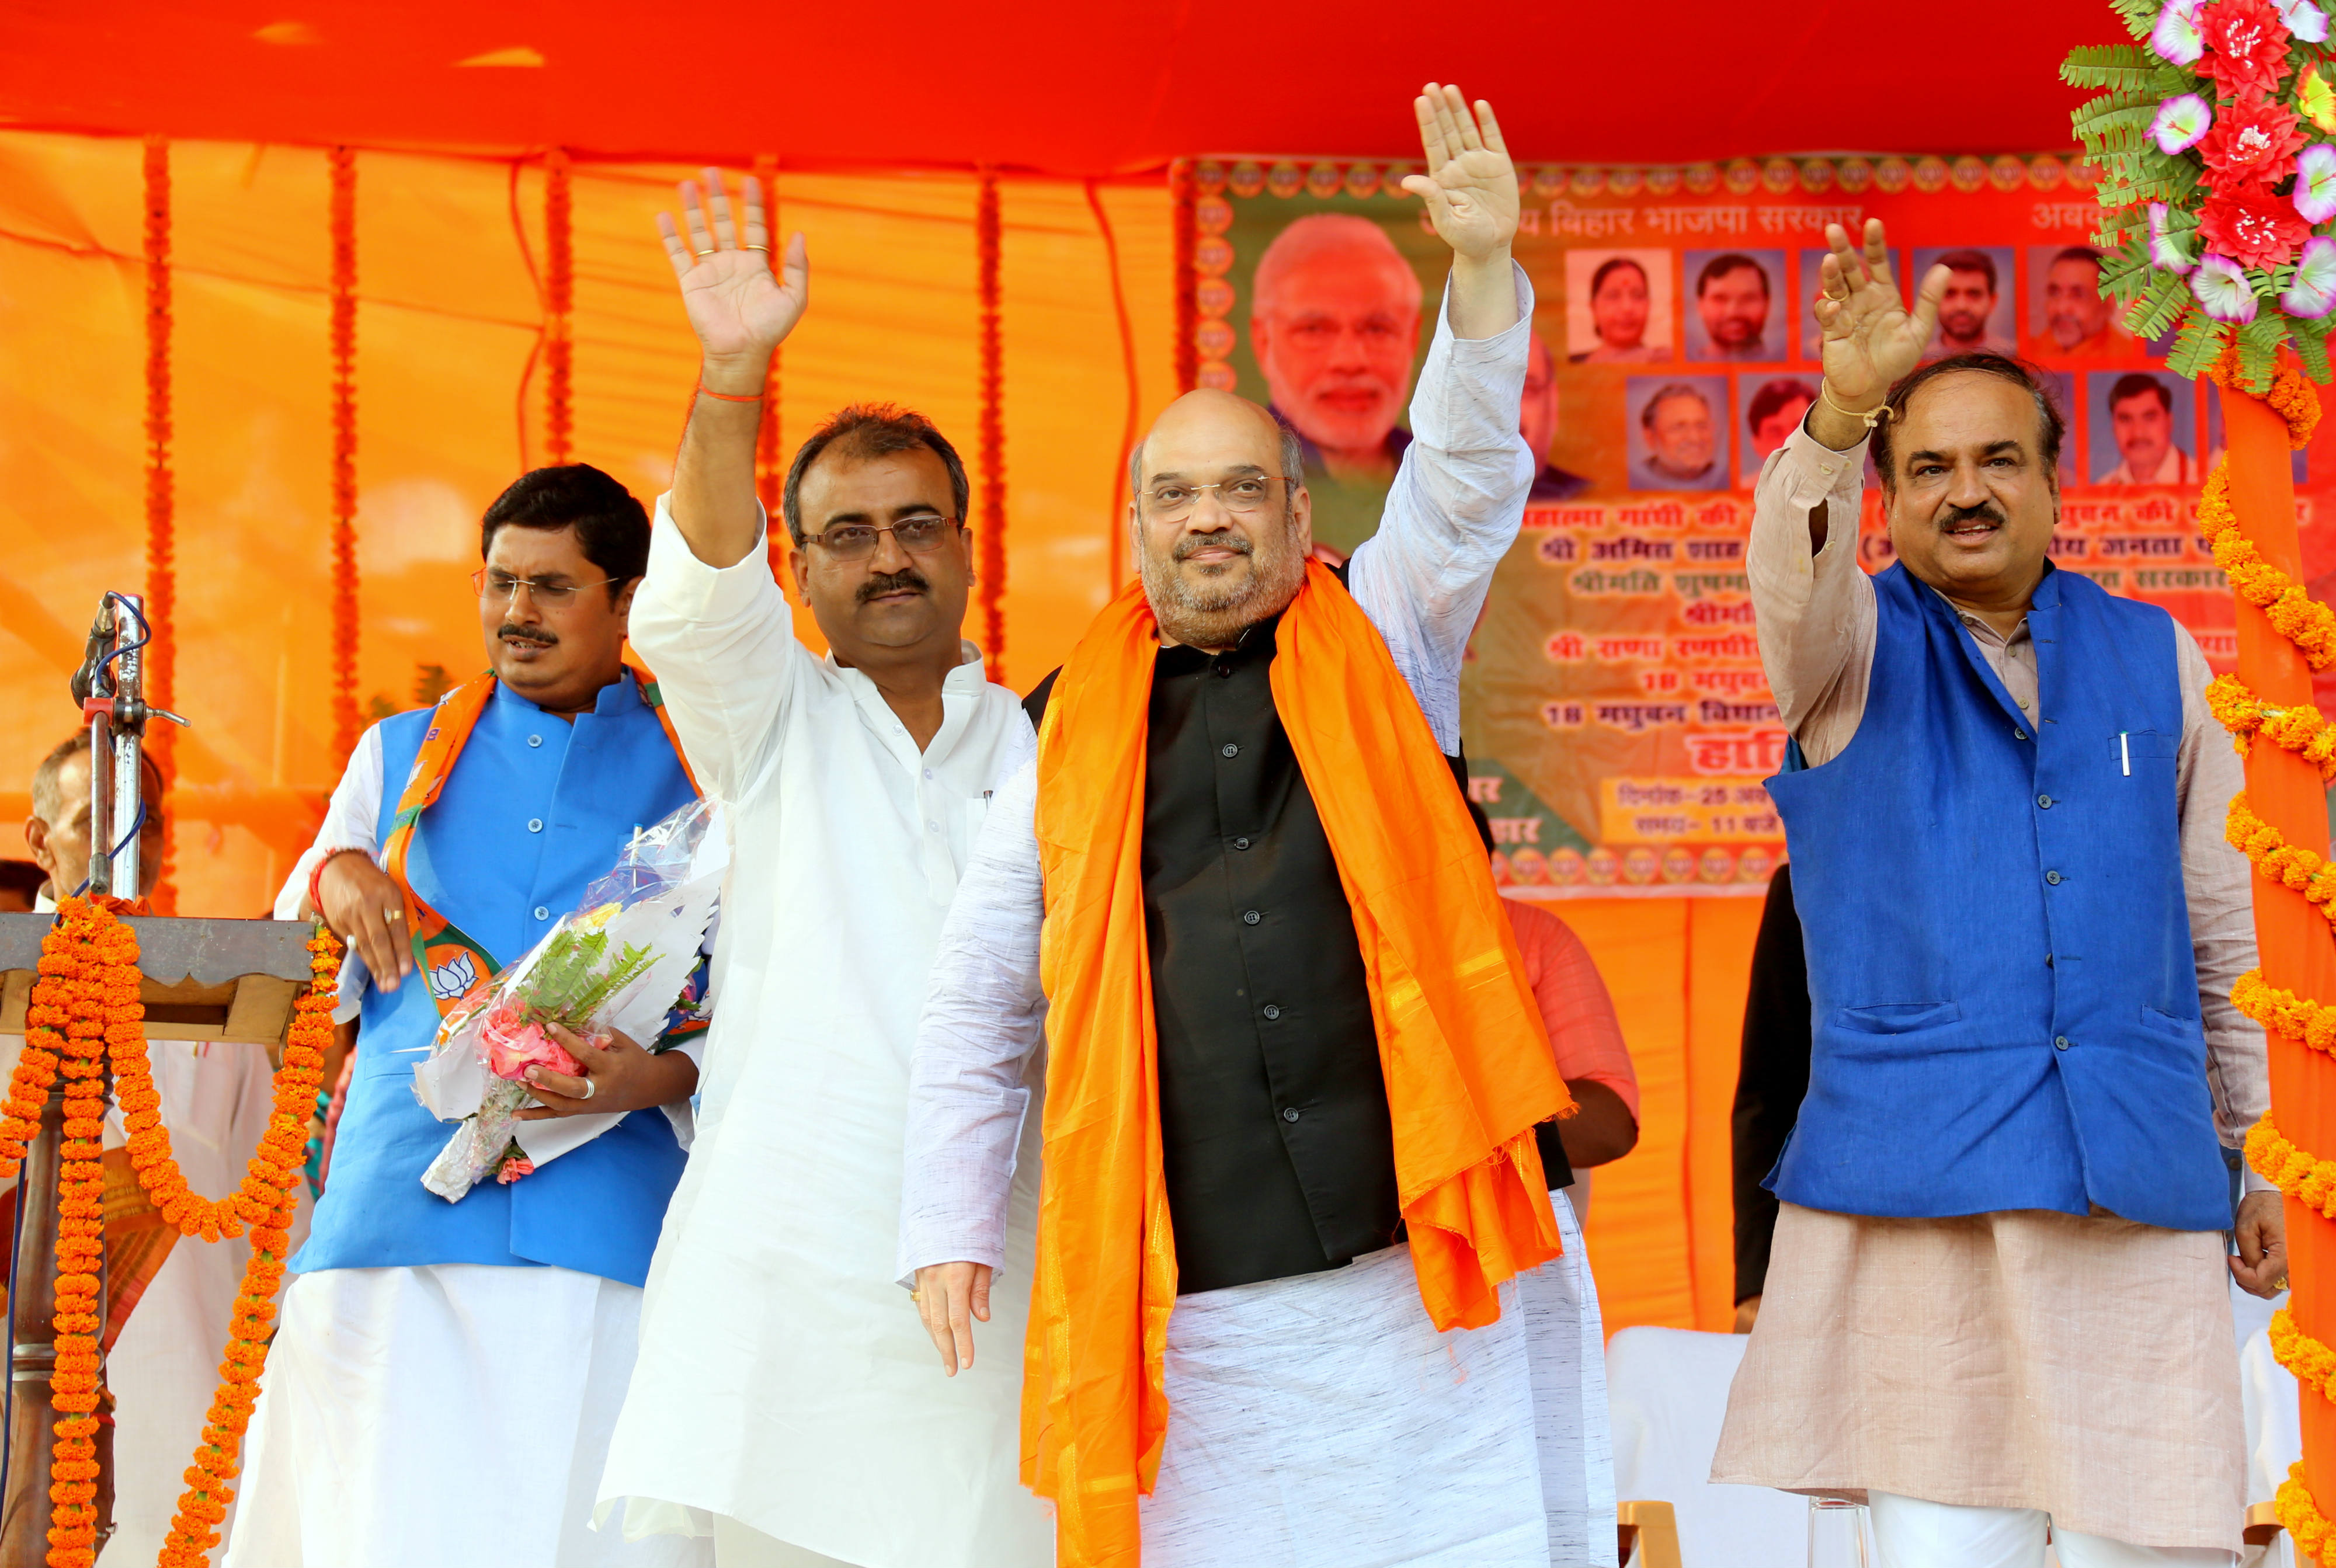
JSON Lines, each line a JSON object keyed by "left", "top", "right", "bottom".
{"left": 593, "top": 175, "right": 1048, "bottom": 1567}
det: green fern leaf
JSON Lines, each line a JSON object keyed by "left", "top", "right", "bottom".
{"left": 2060, "top": 44, "right": 2154, "bottom": 87}
{"left": 2166, "top": 311, "right": 2228, "bottom": 379}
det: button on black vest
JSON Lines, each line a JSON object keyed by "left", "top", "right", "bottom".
{"left": 1026, "top": 614, "right": 1568, "bottom": 1296}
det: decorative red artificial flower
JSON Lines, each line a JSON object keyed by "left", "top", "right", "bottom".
{"left": 2198, "top": 92, "right": 2310, "bottom": 189}
{"left": 2199, "top": 0, "right": 2296, "bottom": 99}
{"left": 2201, "top": 182, "right": 2313, "bottom": 267}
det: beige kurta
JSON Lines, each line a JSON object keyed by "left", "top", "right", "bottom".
{"left": 1710, "top": 423, "right": 2265, "bottom": 1552}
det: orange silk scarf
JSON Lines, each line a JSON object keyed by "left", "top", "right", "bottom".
{"left": 1026, "top": 560, "right": 1573, "bottom": 1568}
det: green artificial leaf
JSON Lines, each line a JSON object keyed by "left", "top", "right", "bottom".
{"left": 2072, "top": 92, "right": 2161, "bottom": 145}
{"left": 2098, "top": 238, "right": 2156, "bottom": 304}
{"left": 2166, "top": 310, "right": 2229, "bottom": 380}
{"left": 2124, "top": 269, "right": 2192, "bottom": 341}
{"left": 2109, "top": 0, "right": 2159, "bottom": 39}
{"left": 2237, "top": 314, "right": 2289, "bottom": 393}
{"left": 2060, "top": 43, "right": 2154, "bottom": 88}
{"left": 2292, "top": 321, "right": 2332, "bottom": 384}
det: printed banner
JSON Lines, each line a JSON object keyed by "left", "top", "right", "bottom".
{"left": 1183, "top": 152, "right": 2336, "bottom": 896}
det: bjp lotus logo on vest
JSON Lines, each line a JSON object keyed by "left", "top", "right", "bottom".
{"left": 427, "top": 950, "right": 479, "bottom": 1003}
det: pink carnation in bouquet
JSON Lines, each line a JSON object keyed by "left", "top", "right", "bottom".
{"left": 479, "top": 1004, "right": 584, "bottom": 1083}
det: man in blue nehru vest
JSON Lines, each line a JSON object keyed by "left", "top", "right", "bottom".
{"left": 228, "top": 466, "right": 708, "bottom": 1568}
{"left": 1711, "top": 219, "right": 2285, "bottom": 1568}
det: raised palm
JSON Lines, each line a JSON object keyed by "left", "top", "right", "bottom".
{"left": 1813, "top": 219, "right": 1946, "bottom": 408}
{"left": 1400, "top": 85, "right": 1518, "bottom": 264}
{"left": 656, "top": 168, "right": 808, "bottom": 363}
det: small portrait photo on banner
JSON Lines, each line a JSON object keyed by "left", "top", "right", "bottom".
{"left": 1738, "top": 374, "right": 1819, "bottom": 480}
{"left": 2089, "top": 368, "right": 2199, "bottom": 486}
{"left": 1523, "top": 329, "right": 1593, "bottom": 502}
{"left": 1913, "top": 245, "right": 2017, "bottom": 360}
{"left": 1626, "top": 374, "right": 1729, "bottom": 492}
{"left": 2034, "top": 370, "right": 2079, "bottom": 484}
{"left": 2023, "top": 244, "right": 2135, "bottom": 361}
{"left": 1684, "top": 249, "right": 1786, "bottom": 363}
{"left": 1566, "top": 249, "right": 1673, "bottom": 363}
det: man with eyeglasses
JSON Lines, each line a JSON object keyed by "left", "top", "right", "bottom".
{"left": 231, "top": 463, "right": 708, "bottom": 1568}
{"left": 589, "top": 171, "right": 1048, "bottom": 1567}
{"left": 900, "top": 86, "right": 1611, "bottom": 1568}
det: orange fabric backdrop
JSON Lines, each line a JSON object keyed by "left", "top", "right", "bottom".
{"left": 0, "top": 128, "right": 1749, "bottom": 1333}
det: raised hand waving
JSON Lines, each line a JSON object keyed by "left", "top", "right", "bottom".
{"left": 1813, "top": 219, "right": 1946, "bottom": 413}
{"left": 656, "top": 168, "right": 809, "bottom": 371}
{"left": 1400, "top": 85, "right": 1519, "bottom": 266}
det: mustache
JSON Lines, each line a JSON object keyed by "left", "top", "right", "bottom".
{"left": 1938, "top": 502, "right": 2007, "bottom": 530}
{"left": 498, "top": 623, "right": 557, "bottom": 646}
{"left": 857, "top": 567, "right": 930, "bottom": 603}
{"left": 1173, "top": 531, "right": 1254, "bottom": 562}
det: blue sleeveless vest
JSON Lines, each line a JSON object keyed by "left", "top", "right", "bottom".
{"left": 292, "top": 674, "right": 698, "bottom": 1287}
{"left": 1763, "top": 563, "right": 2229, "bottom": 1232}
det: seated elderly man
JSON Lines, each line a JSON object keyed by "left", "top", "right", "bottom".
{"left": 15, "top": 733, "right": 310, "bottom": 1567}
{"left": 1711, "top": 218, "right": 2279, "bottom": 1568}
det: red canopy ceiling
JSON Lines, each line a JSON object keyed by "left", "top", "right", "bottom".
{"left": 4, "top": 0, "right": 2102, "bottom": 175}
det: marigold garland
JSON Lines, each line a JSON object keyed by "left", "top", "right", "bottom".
{"left": 0, "top": 899, "right": 336, "bottom": 1567}
{"left": 327, "top": 146, "right": 361, "bottom": 770}
{"left": 141, "top": 134, "right": 176, "bottom": 915}
{"left": 974, "top": 169, "right": 1005, "bottom": 686}
{"left": 2274, "top": 1308, "right": 2336, "bottom": 1403}
{"left": 2247, "top": 1113, "right": 2336, "bottom": 1218}
{"left": 2201, "top": 354, "right": 2336, "bottom": 1563}
{"left": 2225, "top": 791, "right": 2336, "bottom": 925}
{"left": 543, "top": 148, "right": 574, "bottom": 468}
{"left": 2208, "top": 673, "right": 2336, "bottom": 781}
{"left": 2233, "top": 965, "right": 2336, "bottom": 1055}
{"left": 2196, "top": 465, "right": 2336, "bottom": 672}
{"left": 2281, "top": 1460, "right": 2336, "bottom": 1565}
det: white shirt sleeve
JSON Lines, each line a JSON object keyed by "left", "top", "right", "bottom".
{"left": 897, "top": 754, "right": 1047, "bottom": 1283}
{"left": 1747, "top": 423, "right": 1880, "bottom": 767}
{"left": 273, "top": 723, "right": 387, "bottom": 1024}
{"left": 1344, "top": 262, "right": 1536, "bottom": 752}
{"left": 626, "top": 499, "right": 811, "bottom": 804}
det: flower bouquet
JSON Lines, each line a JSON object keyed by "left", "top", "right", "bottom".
{"left": 414, "top": 798, "right": 726, "bottom": 1201}
{"left": 2065, "top": 0, "right": 2336, "bottom": 388}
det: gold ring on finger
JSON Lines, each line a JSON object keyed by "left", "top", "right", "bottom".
{"left": 743, "top": 244, "right": 769, "bottom": 253}
{"left": 385, "top": 909, "right": 402, "bottom": 921}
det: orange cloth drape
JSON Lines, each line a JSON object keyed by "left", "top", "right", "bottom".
{"left": 1026, "top": 560, "right": 1570, "bottom": 1567}
{"left": 2225, "top": 381, "right": 2336, "bottom": 1525}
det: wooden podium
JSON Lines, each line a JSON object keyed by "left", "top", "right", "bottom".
{"left": 0, "top": 913, "right": 318, "bottom": 1567}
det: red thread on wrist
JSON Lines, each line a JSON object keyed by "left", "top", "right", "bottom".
{"left": 697, "top": 385, "right": 764, "bottom": 404}
{"left": 308, "top": 849, "right": 361, "bottom": 921}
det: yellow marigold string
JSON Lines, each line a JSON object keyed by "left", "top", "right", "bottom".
{"left": 2272, "top": 1307, "right": 2336, "bottom": 1403}
{"left": 2231, "top": 966, "right": 2336, "bottom": 1053}
{"left": 2225, "top": 792, "right": 2336, "bottom": 925}
{"left": 2195, "top": 464, "right": 2336, "bottom": 671}
{"left": 0, "top": 898, "right": 337, "bottom": 1568}
{"left": 2207, "top": 673, "right": 2336, "bottom": 781}
{"left": 2249, "top": 1114, "right": 2336, "bottom": 1218}
{"left": 2283, "top": 1460, "right": 2336, "bottom": 1564}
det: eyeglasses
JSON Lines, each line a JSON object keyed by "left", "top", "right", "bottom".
{"left": 1140, "top": 477, "right": 1292, "bottom": 521}
{"left": 808, "top": 514, "right": 960, "bottom": 562}
{"left": 472, "top": 568, "right": 621, "bottom": 607}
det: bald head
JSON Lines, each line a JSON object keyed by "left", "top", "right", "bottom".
{"left": 1249, "top": 215, "right": 1421, "bottom": 466}
{"left": 1130, "top": 390, "right": 1302, "bottom": 497}
{"left": 1128, "top": 390, "right": 1313, "bottom": 650}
